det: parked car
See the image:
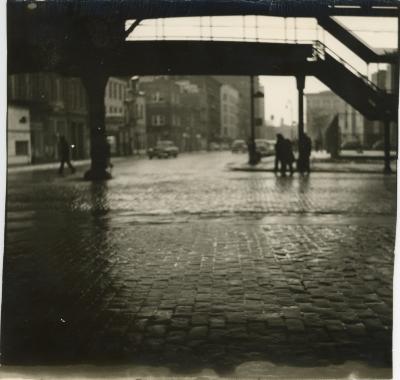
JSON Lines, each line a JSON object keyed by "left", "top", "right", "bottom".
{"left": 341, "top": 140, "right": 363, "bottom": 152}
{"left": 255, "top": 139, "right": 275, "bottom": 157}
{"left": 371, "top": 140, "right": 398, "bottom": 150}
{"left": 231, "top": 140, "right": 247, "bottom": 153}
{"left": 209, "top": 142, "right": 221, "bottom": 151}
{"left": 148, "top": 140, "right": 179, "bottom": 159}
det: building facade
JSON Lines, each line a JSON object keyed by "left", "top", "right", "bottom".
{"left": 179, "top": 76, "right": 221, "bottom": 147}
{"left": 366, "top": 68, "right": 398, "bottom": 148}
{"left": 125, "top": 78, "right": 147, "bottom": 153}
{"left": 8, "top": 73, "right": 89, "bottom": 163}
{"left": 214, "top": 76, "right": 264, "bottom": 140}
{"left": 220, "top": 84, "right": 239, "bottom": 141}
{"left": 138, "top": 76, "right": 183, "bottom": 147}
{"left": 175, "top": 80, "right": 207, "bottom": 151}
{"left": 8, "top": 104, "right": 31, "bottom": 165}
{"left": 306, "top": 90, "right": 366, "bottom": 148}
{"left": 105, "top": 77, "right": 130, "bottom": 155}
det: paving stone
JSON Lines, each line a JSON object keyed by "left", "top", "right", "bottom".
{"left": 191, "top": 314, "right": 209, "bottom": 325}
{"left": 189, "top": 326, "right": 208, "bottom": 339}
{"left": 209, "top": 318, "right": 226, "bottom": 328}
{"left": 346, "top": 323, "right": 367, "bottom": 337}
{"left": 2, "top": 159, "right": 395, "bottom": 368}
{"left": 285, "top": 318, "right": 305, "bottom": 332}
{"left": 147, "top": 324, "right": 167, "bottom": 337}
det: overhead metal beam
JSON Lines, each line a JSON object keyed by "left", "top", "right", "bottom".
{"left": 8, "top": 40, "right": 314, "bottom": 77}
{"left": 7, "top": 0, "right": 399, "bottom": 20}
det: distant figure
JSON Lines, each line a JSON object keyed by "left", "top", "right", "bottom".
{"left": 298, "top": 133, "right": 312, "bottom": 174}
{"left": 274, "top": 134, "right": 285, "bottom": 173}
{"left": 105, "top": 140, "right": 113, "bottom": 170}
{"left": 282, "top": 138, "right": 295, "bottom": 176}
{"left": 58, "top": 136, "right": 75, "bottom": 175}
{"left": 275, "top": 134, "right": 294, "bottom": 176}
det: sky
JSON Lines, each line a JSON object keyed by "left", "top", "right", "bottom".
{"left": 127, "top": 15, "right": 398, "bottom": 125}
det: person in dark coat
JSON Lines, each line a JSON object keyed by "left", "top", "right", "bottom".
{"left": 282, "top": 138, "right": 295, "bottom": 176}
{"left": 298, "top": 133, "right": 312, "bottom": 174}
{"left": 274, "top": 134, "right": 285, "bottom": 173}
{"left": 275, "top": 134, "right": 294, "bottom": 176}
{"left": 58, "top": 136, "right": 75, "bottom": 175}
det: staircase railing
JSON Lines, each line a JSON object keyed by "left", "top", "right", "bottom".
{"left": 312, "top": 40, "right": 384, "bottom": 94}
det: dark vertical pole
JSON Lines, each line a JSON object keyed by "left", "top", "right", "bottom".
{"left": 250, "top": 75, "right": 255, "bottom": 144}
{"left": 296, "top": 75, "right": 305, "bottom": 140}
{"left": 383, "top": 117, "right": 392, "bottom": 174}
{"left": 81, "top": 71, "right": 111, "bottom": 180}
{"left": 296, "top": 75, "right": 305, "bottom": 170}
{"left": 248, "top": 75, "right": 257, "bottom": 165}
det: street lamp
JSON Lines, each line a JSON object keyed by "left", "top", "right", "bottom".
{"left": 248, "top": 75, "right": 264, "bottom": 165}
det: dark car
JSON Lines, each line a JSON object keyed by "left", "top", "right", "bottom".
{"left": 148, "top": 140, "right": 179, "bottom": 159}
{"left": 231, "top": 140, "right": 247, "bottom": 153}
{"left": 255, "top": 139, "right": 275, "bottom": 157}
{"left": 341, "top": 140, "right": 363, "bottom": 152}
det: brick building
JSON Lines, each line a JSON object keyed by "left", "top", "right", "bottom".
{"left": 214, "top": 76, "right": 264, "bottom": 140}
{"left": 138, "top": 77, "right": 183, "bottom": 147}
{"left": 220, "top": 84, "right": 239, "bottom": 141}
{"left": 305, "top": 90, "right": 366, "bottom": 148}
{"left": 7, "top": 104, "right": 31, "bottom": 165}
{"left": 8, "top": 73, "right": 89, "bottom": 163}
{"left": 175, "top": 76, "right": 221, "bottom": 147}
{"left": 105, "top": 77, "right": 130, "bottom": 155}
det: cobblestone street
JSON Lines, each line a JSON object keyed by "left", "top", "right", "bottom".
{"left": 2, "top": 152, "right": 396, "bottom": 374}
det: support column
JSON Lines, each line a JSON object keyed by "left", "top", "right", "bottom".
{"left": 383, "top": 117, "right": 392, "bottom": 174}
{"left": 296, "top": 75, "right": 305, "bottom": 139}
{"left": 248, "top": 75, "right": 258, "bottom": 166}
{"left": 296, "top": 75, "right": 305, "bottom": 171}
{"left": 81, "top": 71, "right": 112, "bottom": 180}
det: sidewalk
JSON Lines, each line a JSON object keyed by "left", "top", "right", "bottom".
{"left": 228, "top": 154, "right": 397, "bottom": 174}
{"left": 7, "top": 156, "right": 135, "bottom": 174}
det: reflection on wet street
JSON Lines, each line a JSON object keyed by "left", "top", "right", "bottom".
{"left": 2, "top": 152, "right": 396, "bottom": 375}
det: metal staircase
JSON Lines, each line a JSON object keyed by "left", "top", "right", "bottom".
{"left": 317, "top": 16, "right": 396, "bottom": 64}
{"left": 309, "top": 41, "right": 397, "bottom": 121}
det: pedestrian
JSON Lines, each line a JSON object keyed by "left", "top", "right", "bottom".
{"left": 58, "top": 136, "right": 75, "bottom": 175}
{"left": 105, "top": 139, "right": 113, "bottom": 170}
{"left": 298, "top": 133, "right": 312, "bottom": 174}
{"left": 282, "top": 137, "right": 295, "bottom": 176}
{"left": 274, "top": 134, "right": 285, "bottom": 173}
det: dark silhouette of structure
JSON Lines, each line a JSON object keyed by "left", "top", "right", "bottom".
{"left": 7, "top": 0, "right": 398, "bottom": 179}
{"left": 298, "top": 133, "right": 312, "bottom": 174}
{"left": 325, "top": 115, "right": 341, "bottom": 159}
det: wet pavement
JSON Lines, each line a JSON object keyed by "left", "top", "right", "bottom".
{"left": 1, "top": 152, "right": 396, "bottom": 375}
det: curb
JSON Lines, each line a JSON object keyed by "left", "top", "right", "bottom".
{"left": 227, "top": 166, "right": 396, "bottom": 174}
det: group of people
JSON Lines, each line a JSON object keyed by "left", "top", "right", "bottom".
{"left": 274, "top": 133, "right": 312, "bottom": 176}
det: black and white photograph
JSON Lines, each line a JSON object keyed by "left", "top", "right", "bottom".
{"left": 2, "top": 0, "right": 399, "bottom": 378}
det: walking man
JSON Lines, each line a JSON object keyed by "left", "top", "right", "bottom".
{"left": 58, "top": 136, "right": 76, "bottom": 175}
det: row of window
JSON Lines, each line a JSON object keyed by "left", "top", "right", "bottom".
{"left": 222, "top": 104, "right": 238, "bottom": 113}
{"left": 107, "top": 81, "right": 126, "bottom": 101}
{"left": 222, "top": 115, "right": 237, "bottom": 124}
{"left": 108, "top": 106, "right": 124, "bottom": 114}
{"left": 222, "top": 93, "right": 238, "bottom": 102}
{"left": 151, "top": 114, "right": 181, "bottom": 126}
{"left": 149, "top": 91, "right": 180, "bottom": 104}
{"left": 9, "top": 75, "right": 87, "bottom": 111}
